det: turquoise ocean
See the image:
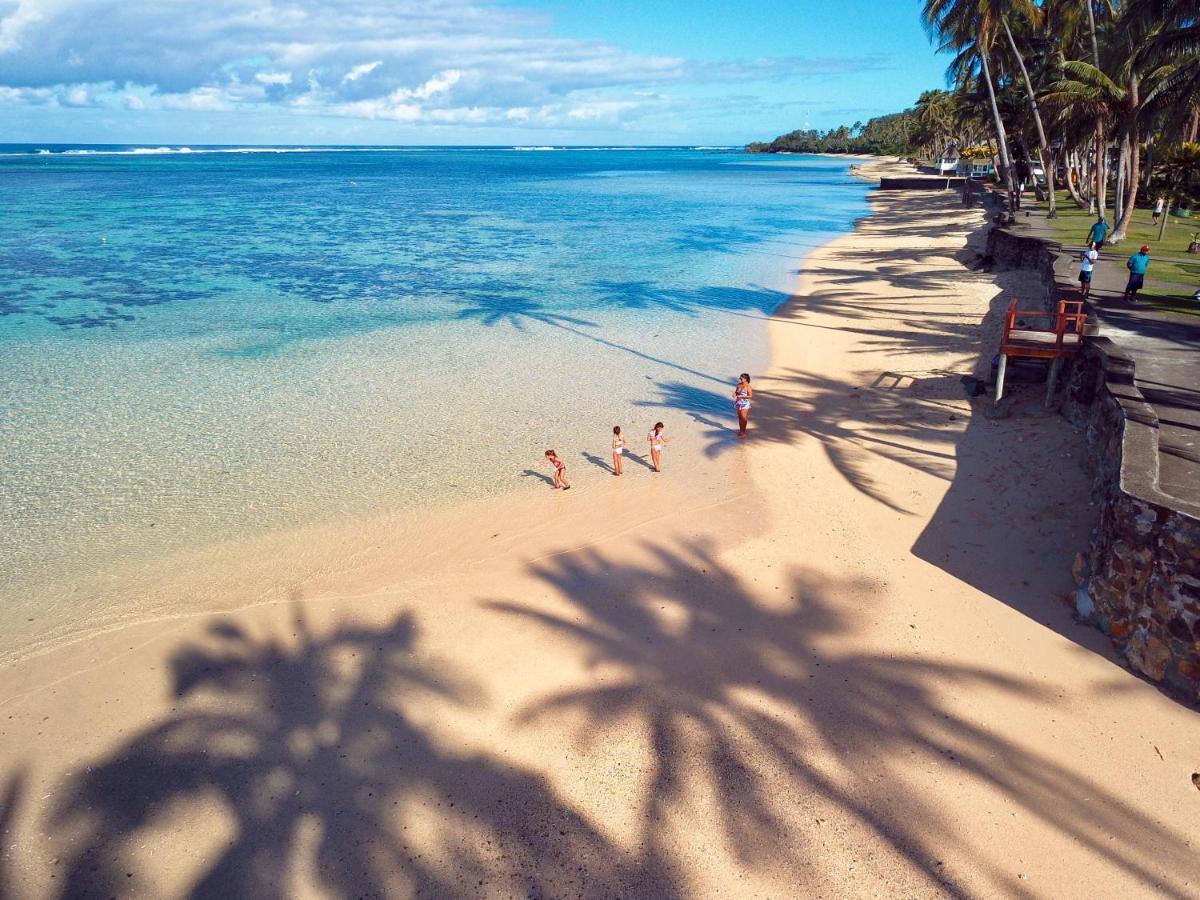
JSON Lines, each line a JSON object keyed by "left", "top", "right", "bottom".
{"left": 0, "top": 146, "right": 871, "bottom": 659}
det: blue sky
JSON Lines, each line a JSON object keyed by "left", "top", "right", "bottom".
{"left": 0, "top": 0, "right": 946, "bottom": 145}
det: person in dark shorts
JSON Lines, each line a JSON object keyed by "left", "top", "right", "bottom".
{"left": 1087, "top": 217, "right": 1109, "bottom": 249}
{"left": 1124, "top": 245, "right": 1151, "bottom": 303}
{"left": 1078, "top": 242, "right": 1099, "bottom": 299}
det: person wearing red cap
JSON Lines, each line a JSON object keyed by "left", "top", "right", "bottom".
{"left": 1124, "top": 245, "right": 1151, "bottom": 304}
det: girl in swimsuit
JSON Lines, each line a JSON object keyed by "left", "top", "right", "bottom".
{"left": 733, "top": 373, "right": 753, "bottom": 436}
{"left": 647, "top": 421, "right": 671, "bottom": 472}
{"left": 544, "top": 449, "right": 570, "bottom": 490}
{"left": 611, "top": 426, "right": 624, "bottom": 476}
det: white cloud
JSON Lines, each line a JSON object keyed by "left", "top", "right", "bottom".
{"left": 0, "top": 84, "right": 52, "bottom": 105}
{"left": 161, "top": 87, "right": 225, "bottom": 111}
{"left": 0, "top": 0, "right": 890, "bottom": 131}
{"left": 342, "top": 60, "right": 381, "bottom": 83}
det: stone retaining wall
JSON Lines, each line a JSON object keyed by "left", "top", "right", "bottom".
{"left": 878, "top": 176, "right": 966, "bottom": 191}
{"left": 1062, "top": 339, "right": 1200, "bottom": 701}
{"left": 985, "top": 227, "right": 1058, "bottom": 303}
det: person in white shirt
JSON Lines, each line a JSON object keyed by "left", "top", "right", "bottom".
{"left": 1152, "top": 196, "right": 1165, "bottom": 225}
{"left": 1079, "top": 241, "right": 1099, "bottom": 299}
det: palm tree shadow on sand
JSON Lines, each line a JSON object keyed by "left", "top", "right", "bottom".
{"left": 42, "top": 609, "right": 676, "bottom": 899}
{"left": 485, "top": 538, "right": 1199, "bottom": 897}
{"left": 643, "top": 369, "right": 960, "bottom": 515}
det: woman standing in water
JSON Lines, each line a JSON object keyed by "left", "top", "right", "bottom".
{"left": 647, "top": 422, "right": 671, "bottom": 472}
{"left": 611, "top": 426, "right": 625, "bottom": 476}
{"left": 733, "top": 373, "right": 753, "bottom": 435}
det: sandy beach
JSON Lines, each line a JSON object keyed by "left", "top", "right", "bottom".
{"left": 2, "top": 159, "right": 1198, "bottom": 898}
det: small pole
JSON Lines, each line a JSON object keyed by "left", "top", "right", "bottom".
{"left": 1158, "top": 196, "right": 1171, "bottom": 241}
{"left": 995, "top": 353, "right": 1009, "bottom": 404}
{"left": 1045, "top": 356, "right": 1064, "bottom": 406}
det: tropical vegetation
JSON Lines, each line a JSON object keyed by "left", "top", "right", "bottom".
{"left": 750, "top": 2, "right": 1200, "bottom": 243}
{"left": 921, "top": 0, "right": 1200, "bottom": 238}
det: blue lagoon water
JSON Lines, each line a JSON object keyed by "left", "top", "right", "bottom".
{"left": 0, "top": 146, "right": 870, "bottom": 657}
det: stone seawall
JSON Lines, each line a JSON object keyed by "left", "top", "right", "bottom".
{"left": 985, "top": 228, "right": 1057, "bottom": 305}
{"left": 1062, "top": 338, "right": 1200, "bottom": 701}
{"left": 878, "top": 176, "right": 966, "bottom": 191}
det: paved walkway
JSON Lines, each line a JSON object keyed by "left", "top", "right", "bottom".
{"left": 1017, "top": 208, "right": 1200, "bottom": 505}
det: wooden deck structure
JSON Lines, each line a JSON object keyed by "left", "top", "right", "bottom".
{"left": 996, "top": 299, "right": 1087, "bottom": 405}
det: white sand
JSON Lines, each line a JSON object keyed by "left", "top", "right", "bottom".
{"left": 1, "top": 163, "right": 1197, "bottom": 898}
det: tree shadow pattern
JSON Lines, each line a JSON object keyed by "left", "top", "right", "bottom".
{"left": 488, "top": 539, "right": 1200, "bottom": 897}
{"left": 44, "top": 610, "right": 676, "bottom": 899}
{"left": 642, "top": 368, "right": 960, "bottom": 514}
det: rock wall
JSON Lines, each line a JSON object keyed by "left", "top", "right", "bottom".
{"left": 985, "top": 227, "right": 1058, "bottom": 301}
{"left": 1062, "top": 339, "right": 1200, "bottom": 701}
{"left": 878, "top": 176, "right": 966, "bottom": 191}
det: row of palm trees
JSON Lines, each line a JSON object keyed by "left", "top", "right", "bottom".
{"left": 919, "top": 0, "right": 1199, "bottom": 241}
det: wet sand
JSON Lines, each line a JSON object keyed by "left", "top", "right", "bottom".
{"left": 2, "top": 160, "right": 1198, "bottom": 898}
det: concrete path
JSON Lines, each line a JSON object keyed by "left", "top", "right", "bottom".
{"left": 1018, "top": 208, "right": 1200, "bottom": 505}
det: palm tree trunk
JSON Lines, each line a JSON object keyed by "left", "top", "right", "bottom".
{"left": 1114, "top": 139, "right": 1126, "bottom": 227}
{"left": 1066, "top": 149, "right": 1088, "bottom": 208}
{"left": 977, "top": 41, "right": 1017, "bottom": 218}
{"left": 1112, "top": 75, "right": 1141, "bottom": 243}
{"left": 1001, "top": 18, "right": 1056, "bottom": 217}
{"left": 1085, "top": 0, "right": 1106, "bottom": 220}
{"left": 1126, "top": 139, "right": 1140, "bottom": 229}
{"left": 1189, "top": 104, "right": 1199, "bottom": 143}
{"left": 1086, "top": 0, "right": 1100, "bottom": 69}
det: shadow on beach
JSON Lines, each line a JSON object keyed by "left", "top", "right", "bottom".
{"left": 4, "top": 541, "right": 1193, "bottom": 896}
{"left": 482, "top": 539, "right": 1197, "bottom": 896}
{"left": 28, "top": 610, "right": 676, "bottom": 899}
{"left": 520, "top": 467, "right": 556, "bottom": 486}
{"left": 637, "top": 193, "right": 1112, "bottom": 669}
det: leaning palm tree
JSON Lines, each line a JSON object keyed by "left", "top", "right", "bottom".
{"left": 924, "top": 0, "right": 1020, "bottom": 217}
{"left": 998, "top": 4, "right": 1057, "bottom": 215}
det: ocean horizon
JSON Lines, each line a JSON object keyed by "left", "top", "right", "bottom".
{"left": 1, "top": 146, "right": 870, "bottom": 660}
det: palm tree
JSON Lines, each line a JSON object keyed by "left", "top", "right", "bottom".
{"left": 1043, "top": 62, "right": 1124, "bottom": 224}
{"left": 1154, "top": 141, "right": 1200, "bottom": 238}
{"left": 915, "top": 89, "right": 960, "bottom": 157}
{"left": 998, "top": 5, "right": 1057, "bottom": 215}
{"left": 924, "top": 0, "right": 1020, "bottom": 217}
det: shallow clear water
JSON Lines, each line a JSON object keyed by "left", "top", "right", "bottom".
{"left": 0, "top": 146, "right": 869, "bottom": 650}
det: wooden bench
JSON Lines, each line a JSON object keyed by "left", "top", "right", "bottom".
{"left": 996, "top": 299, "right": 1087, "bottom": 405}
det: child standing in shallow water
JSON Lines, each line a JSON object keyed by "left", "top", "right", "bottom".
{"left": 544, "top": 449, "right": 570, "bottom": 490}
{"left": 647, "top": 422, "right": 671, "bottom": 472}
{"left": 611, "top": 426, "right": 624, "bottom": 476}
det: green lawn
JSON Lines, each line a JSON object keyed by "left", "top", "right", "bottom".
{"left": 1032, "top": 191, "right": 1200, "bottom": 315}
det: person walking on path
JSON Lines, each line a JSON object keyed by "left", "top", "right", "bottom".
{"left": 732, "top": 373, "right": 753, "bottom": 436}
{"left": 544, "top": 449, "right": 571, "bottom": 490}
{"left": 1086, "top": 217, "right": 1110, "bottom": 250}
{"left": 647, "top": 422, "right": 672, "bottom": 473}
{"left": 1152, "top": 196, "right": 1165, "bottom": 225}
{"left": 1124, "top": 245, "right": 1151, "bottom": 304}
{"left": 1078, "top": 242, "right": 1099, "bottom": 299}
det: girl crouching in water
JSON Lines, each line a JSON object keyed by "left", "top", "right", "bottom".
{"left": 544, "top": 449, "right": 570, "bottom": 490}
{"left": 611, "top": 426, "right": 624, "bottom": 476}
{"left": 733, "top": 372, "right": 753, "bottom": 435}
